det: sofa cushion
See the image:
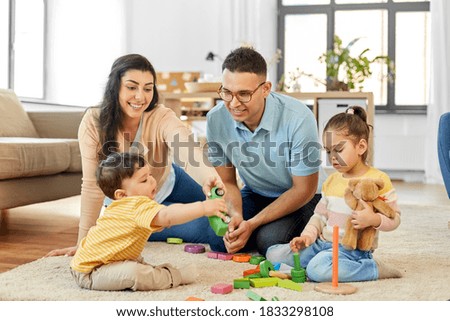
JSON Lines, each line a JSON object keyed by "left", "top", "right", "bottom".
{"left": 0, "top": 138, "right": 81, "bottom": 180}
{"left": 0, "top": 89, "right": 39, "bottom": 138}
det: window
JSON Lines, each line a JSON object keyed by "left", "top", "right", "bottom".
{"left": 277, "top": 0, "right": 430, "bottom": 113}
{"left": 2, "top": 0, "right": 45, "bottom": 99}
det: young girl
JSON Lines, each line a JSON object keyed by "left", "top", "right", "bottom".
{"left": 266, "top": 106, "right": 401, "bottom": 282}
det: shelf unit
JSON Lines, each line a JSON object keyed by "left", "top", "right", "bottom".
{"left": 160, "top": 91, "right": 374, "bottom": 164}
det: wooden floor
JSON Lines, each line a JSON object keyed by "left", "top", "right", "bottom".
{"left": 0, "top": 182, "right": 448, "bottom": 273}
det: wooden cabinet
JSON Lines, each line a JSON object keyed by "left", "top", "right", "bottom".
{"left": 160, "top": 91, "right": 374, "bottom": 164}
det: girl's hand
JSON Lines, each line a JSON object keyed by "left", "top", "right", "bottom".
{"left": 44, "top": 245, "right": 78, "bottom": 257}
{"left": 202, "top": 176, "right": 226, "bottom": 197}
{"left": 202, "top": 198, "right": 228, "bottom": 220}
{"left": 351, "top": 200, "right": 381, "bottom": 229}
{"left": 290, "top": 236, "right": 312, "bottom": 252}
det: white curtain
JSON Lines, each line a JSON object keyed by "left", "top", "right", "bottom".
{"left": 425, "top": 0, "right": 450, "bottom": 183}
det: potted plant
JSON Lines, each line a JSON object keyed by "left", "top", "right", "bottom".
{"left": 320, "top": 35, "right": 395, "bottom": 91}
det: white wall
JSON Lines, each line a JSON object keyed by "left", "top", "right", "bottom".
{"left": 126, "top": 0, "right": 278, "bottom": 82}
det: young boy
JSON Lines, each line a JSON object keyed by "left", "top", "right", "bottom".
{"left": 70, "top": 152, "right": 227, "bottom": 291}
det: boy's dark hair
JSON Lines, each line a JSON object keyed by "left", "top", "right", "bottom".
{"left": 96, "top": 152, "right": 146, "bottom": 199}
{"left": 222, "top": 47, "right": 267, "bottom": 77}
{"left": 323, "top": 106, "right": 372, "bottom": 162}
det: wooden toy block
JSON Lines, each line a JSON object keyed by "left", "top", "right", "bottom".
{"left": 207, "top": 251, "right": 220, "bottom": 259}
{"left": 211, "top": 283, "right": 233, "bottom": 294}
{"left": 185, "top": 296, "right": 205, "bottom": 301}
{"left": 293, "top": 252, "right": 301, "bottom": 270}
{"left": 243, "top": 268, "right": 260, "bottom": 277}
{"left": 273, "top": 262, "right": 281, "bottom": 270}
{"left": 269, "top": 270, "right": 291, "bottom": 279}
{"left": 259, "top": 260, "right": 275, "bottom": 277}
{"left": 246, "top": 290, "right": 267, "bottom": 301}
{"left": 277, "top": 279, "right": 303, "bottom": 292}
{"left": 208, "top": 187, "right": 230, "bottom": 236}
{"left": 217, "top": 252, "right": 234, "bottom": 260}
{"left": 250, "top": 277, "right": 279, "bottom": 288}
{"left": 184, "top": 244, "right": 206, "bottom": 254}
{"left": 167, "top": 237, "right": 183, "bottom": 244}
{"left": 232, "top": 253, "right": 252, "bottom": 263}
{"left": 249, "top": 255, "right": 266, "bottom": 265}
{"left": 233, "top": 278, "right": 251, "bottom": 289}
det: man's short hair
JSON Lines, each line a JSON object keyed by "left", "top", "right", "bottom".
{"left": 96, "top": 152, "right": 146, "bottom": 199}
{"left": 222, "top": 46, "right": 267, "bottom": 77}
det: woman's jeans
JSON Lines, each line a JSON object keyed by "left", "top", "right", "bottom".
{"left": 266, "top": 239, "right": 378, "bottom": 282}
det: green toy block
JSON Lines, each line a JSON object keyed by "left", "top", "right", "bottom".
{"left": 208, "top": 187, "right": 230, "bottom": 236}
{"left": 250, "top": 277, "right": 279, "bottom": 288}
{"left": 291, "top": 269, "right": 306, "bottom": 283}
{"left": 249, "top": 255, "right": 266, "bottom": 265}
{"left": 259, "top": 260, "right": 275, "bottom": 277}
{"left": 233, "top": 278, "right": 251, "bottom": 289}
{"left": 246, "top": 290, "right": 267, "bottom": 301}
{"left": 293, "top": 252, "right": 301, "bottom": 270}
{"left": 166, "top": 237, "right": 183, "bottom": 244}
{"left": 246, "top": 272, "right": 262, "bottom": 279}
{"left": 271, "top": 296, "right": 280, "bottom": 301}
{"left": 277, "top": 279, "right": 303, "bottom": 292}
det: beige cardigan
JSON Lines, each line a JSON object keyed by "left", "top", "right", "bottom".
{"left": 77, "top": 104, "right": 217, "bottom": 243}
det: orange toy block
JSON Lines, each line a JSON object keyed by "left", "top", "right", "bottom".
{"left": 243, "top": 268, "right": 260, "bottom": 277}
{"left": 185, "top": 296, "right": 205, "bottom": 301}
{"left": 232, "top": 253, "right": 252, "bottom": 263}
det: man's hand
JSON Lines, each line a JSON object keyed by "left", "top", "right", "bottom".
{"left": 44, "top": 245, "right": 78, "bottom": 257}
{"left": 202, "top": 176, "right": 226, "bottom": 197}
{"left": 352, "top": 200, "right": 381, "bottom": 229}
{"left": 290, "top": 235, "right": 312, "bottom": 252}
{"left": 224, "top": 218, "right": 253, "bottom": 253}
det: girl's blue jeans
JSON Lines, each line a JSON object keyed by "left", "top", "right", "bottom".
{"left": 266, "top": 239, "right": 378, "bottom": 282}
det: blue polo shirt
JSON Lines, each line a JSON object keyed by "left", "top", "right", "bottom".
{"left": 206, "top": 92, "right": 322, "bottom": 198}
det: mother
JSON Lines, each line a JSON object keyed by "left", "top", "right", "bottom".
{"left": 47, "top": 54, "right": 223, "bottom": 256}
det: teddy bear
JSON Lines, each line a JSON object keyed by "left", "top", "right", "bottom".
{"left": 341, "top": 178, "right": 397, "bottom": 251}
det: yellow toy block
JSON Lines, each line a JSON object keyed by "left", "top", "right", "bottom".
{"left": 250, "top": 277, "right": 279, "bottom": 288}
{"left": 277, "top": 279, "right": 303, "bottom": 292}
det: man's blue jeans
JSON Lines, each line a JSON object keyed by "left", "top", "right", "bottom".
{"left": 208, "top": 187, "right": 320, "bottom": 256}
{"left": 266, "top": 239, "right": 378, "bottom": 282}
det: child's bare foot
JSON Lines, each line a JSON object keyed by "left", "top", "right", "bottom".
{"left": 179, "top": 264, "right": 198, "bottom": 284}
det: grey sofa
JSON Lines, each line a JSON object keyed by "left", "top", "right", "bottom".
{"left": 0, "top": 88, "right": 83, "bottom": 211}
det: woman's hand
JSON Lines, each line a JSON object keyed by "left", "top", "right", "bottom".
{"left": 44, "top": 245, "right": 78, "bottom": 258}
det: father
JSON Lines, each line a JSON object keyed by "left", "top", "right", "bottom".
{"left": 206, "top": 47, "right": 324, "bottom": 255}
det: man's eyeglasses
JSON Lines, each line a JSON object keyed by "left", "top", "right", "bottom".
{"left": 217, "top": 81, "right": 266, "bottom": 103}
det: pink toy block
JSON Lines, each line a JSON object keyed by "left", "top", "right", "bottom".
{"left": 211, "top": 283, "right": 233, "bottom": 294}
{"left": 184, "top": 244, "right": 205, "bottom": 254}
{"left": 207, "top": 251, "right": 220, "bottom": 259}
{"left": 217, "top": 252, "right": 234, "bottom": 260}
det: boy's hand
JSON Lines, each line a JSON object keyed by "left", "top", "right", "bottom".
{"left": 290, "top": 235, "right": 312, "bottom": 252}
{"left": 202, "top": 176, "right": 226, "bottom": 198}
{"left": 202, "top": 198, "right": 228, "bottom": 220}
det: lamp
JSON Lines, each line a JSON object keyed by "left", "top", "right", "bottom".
{"left": 206, "top": 52, "right": 223, "bottom": 62}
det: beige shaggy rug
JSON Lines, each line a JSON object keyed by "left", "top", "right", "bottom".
{"left": 0, "top": 204, "right": 449, "bottom": 301}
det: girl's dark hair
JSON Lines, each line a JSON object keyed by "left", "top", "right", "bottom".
{"left": 323, "top": 106, "right": 372, "bottom": 162}
{"left": 222, "top": 47, "right": 267, "bottom": 77}
{"left": 96, "top": 152, "right": 146, "bottom": 199}
{"left": 98, "top": 54, "right": 159, "bottom": 160}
